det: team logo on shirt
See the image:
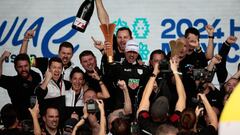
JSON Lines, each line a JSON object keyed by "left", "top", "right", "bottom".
{"left": 124, "top": 68, "right": 132, "bottom": 72}
{"left": 137, "top": 69, "right": 143, "bottom": 75}
{"left": 128, "top": 79, "right": 140, "bottom": 90}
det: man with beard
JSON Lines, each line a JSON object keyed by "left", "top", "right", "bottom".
{"left": 107, "top": 40, "right": 149, "bottom": 115}
{"left": 58, "top": 42, "right": 75, "bottom": 81}
{"left": 0, "top": 52, "right": 41, "bottom": 120}
{"left": 20, "top": 29, "right": 75, "bottom": 81}
{"left": 78, "top": 50, "right": 109, "bottom": 94}
{"left": 93, "top": 27, "right": 138, "bottom": 75}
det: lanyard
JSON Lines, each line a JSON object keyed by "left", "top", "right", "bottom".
{"left": 59, "top": 80, "right": 62, "bottom": 96}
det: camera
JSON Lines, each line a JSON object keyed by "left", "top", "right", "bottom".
{"left": 192, "top": 68, "right": 214, "bottom": 82}
{"left": 192, "top": 97, "right": 203, "bottom": 107}
{"left": 158, "top": 59, "right": 171, "bottom": 73}
{"left": 191, "top": 97, "right": 205, "bottom": 116}
{"left": 192, "top": 68, "right": 206, "bottom": 80}
{"left": 86, "top": 99, "right": 99, "bottom": 113}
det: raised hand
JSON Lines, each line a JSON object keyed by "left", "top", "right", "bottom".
{"left": 24, "top": 29, "right": 35, "bottom": 40}
{"left": 211, "top": 54, "right": 222, "bottom": 65}
{"left": 117, "top": 80, "right": 127, "bottom": 91}
{"left": 44, "top": 69, "right": 52, "bottom": 81}
{"left": 96, "top": 99, "right": 104, "bottom": 112}
{"left": 170, "top": 57, "right": 179, "bottom": 72}
{"left": 197, "top": 93, "right": 208, "bottom": 102}
{"left": 91, "top": 36, "right": 104, "bottom": 52}
{"left": 28, "top": 99, "right": 40, "bottom": 118}
{"left": 226, "top": 36, "right": 237, "bottom": 44}
{"left": 104, "top": 41, "right": 112, "bottom": 50}
{"left": 205, "top": 24, "right": 214, "bottom": 36}
{"left": 89, "top": 68, "right": 101, "bottom": 81}
{"left": 83, "top": 103, "right": 89, "bottom": 118}
{"left": 195, "top": 105, "right": 204, "bottom": 117}
{"left": 0, "top": 51, "right": 11, "bottom": 61}
{"left": 153, "top": 60, "right": 160, "bottom": 75}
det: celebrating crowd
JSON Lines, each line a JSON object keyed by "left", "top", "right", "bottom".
{"left": 0, "top": 0, "right": 240, "bottom": 135}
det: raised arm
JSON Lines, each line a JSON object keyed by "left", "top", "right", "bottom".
{"left": 198, "top": 93, "right": 218, "bottom": 130}
{"left": 207, "top": 54, "right": 222, "bottom": 71}
{"left": 137, "top": 62, "right": 160, "bottom": 117}
{"left": 95, "top": 0, "right": 109, "bottom": 25}
{"left": 91, "top": 36, "right": 105, "bottom": 54}
{"left": 28, "top": 99, "right": 41, "bottom": 135}
{"left": 72, "top": 119, "right": 85, "bottom": 135}
{"left": 118, "top": 80, "right": 132, "bottom": 115}
{"left": 96, "top": 100, "right": 106, "bottom": 135}
{"left": 89, "top": 69, "right": 110, "bottom": 99}
{"left": 216, "top": 36, "right": 237, "bottom": 86}
{"left": 170, "top": 57, "right": 186, "bottom": 112}
{"left": 205, "top": 24, "right": 215, "bottom": 60}
{"left": 109, "top": 80, "right": 132, "bottom": 116}
{"left": 39, "top": 69, "right": 52, "bottom": 90}
{"left": 0, "top": 51, "right": 11, "bottom": 78}
{"left": 219, "top": 36, "right": 237, "bottom": 58}
{"left": 20, "top": 29, "right": 35, "bottom": 54}
{"left": 72, "top": 104, "right": 89, "bottom": 135}
{"left": 107, "top": 80, "right": 132, "bottom": 129}
{"left": 97, "top": 80, "right": 110, "bottom": 99}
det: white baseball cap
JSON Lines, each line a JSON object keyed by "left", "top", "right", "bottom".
{"left": 125, "top": 39, "right": 139, "bottom": 53}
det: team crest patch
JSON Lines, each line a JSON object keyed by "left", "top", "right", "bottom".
{"left": 128, "top": 79, "right": 140, "bottom": 90}
{"left": 137, "top": 69, "right": 143, "bottom": 75}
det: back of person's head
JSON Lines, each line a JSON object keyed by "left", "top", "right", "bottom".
{"left": 1, "top": 103, "right": 18, "bottom": 128}
{"left": 156, "top": 124, "right": 178, "bottom": 135}
{"left": 116, "top": 27, "right": 133, "bottom": 38}
{"left": 48, "top": 57, "right": 63, "bottom": 68}
{"left": 150, "top": 96, "right": 169, "bottom": 122}
{"left": 76, "top": 124, "right": 92, "bottom": 135}
{"left": 184, "top": 27, "right": 200, "bottom": 40}
{"left": 58, "top": 41, "right": 74, "bottom": 53}
{"left": 14, "top": 53, "right": 30, "bottom": 66}
{"left": 111, "top": 118, "right": 130, "bottom": 135}
{"left": 180, "top": 108, "right": 196, "bottom": 130}
{"left": 79, "top": 50, "right": 96, "bottom": 61}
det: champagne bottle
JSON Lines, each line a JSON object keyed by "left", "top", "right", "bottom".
{"left": 72, "top": 0, "right": 95, "bottom": 32}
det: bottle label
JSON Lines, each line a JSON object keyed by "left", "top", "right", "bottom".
{"left": 73, "top": 17, "right": 87, "bottom": 29}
